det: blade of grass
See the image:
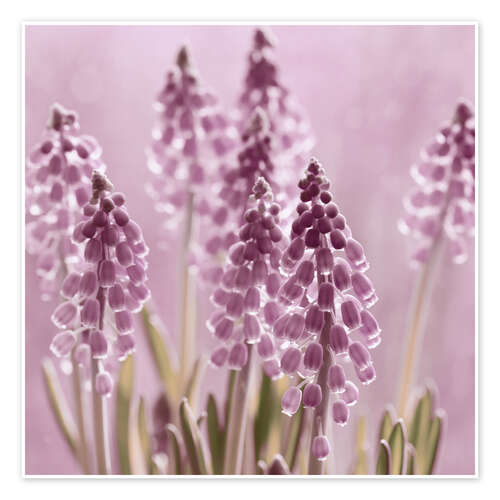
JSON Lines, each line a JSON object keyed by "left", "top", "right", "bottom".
{"left": 388, "top": 420, "right": 407, "bottom": 475}
{"left": 376, "top": 439, "right": 392, "bottom": 475}
{"left": 42, "top": 359, "right": 80, "bottom": 461}
{"left": 116, "top": 355, "right": 134, "bottom": 474}
{"left": 206, "top": 394, "right": 225, "bottom": 474}
{"left": 137, "top": 396, "right": 153, "bottom": 474}
{"left": 166, "top": 423, "right": 184, "bottom": 475}
{"left": 141, "top": 306, "right": 178, "bottom": 401}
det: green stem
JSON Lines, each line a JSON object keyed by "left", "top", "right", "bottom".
{"left": 91, "top": 358, "right": 110, "bottom": 474}
{"left": 179, "top": 191, "right": 197, "bottom": 392}
{"left": 397, "top": 236, "right": 443, "bottom": 417}
{"left": 223, "top": 346, "right": 254, "bottom": 474}
{"left": 71, "top": 351, "right": 91, "bottom": 473}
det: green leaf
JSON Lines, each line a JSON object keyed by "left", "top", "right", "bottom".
{"left": 376, "top": 439, "right": 392, "bottom": 475}
{"left": 137, "top": 396, "right": 153, "bottom": 474}
{"left": 206, "top": 394, "right": 225, "bottom": 474}
{"left": 378, "top": 407, "right": 395, "bottom": 442}
{"left": 184, "top": 357, "right": 206, "bottom": 413}
{"left": 224, "top": 370, "right": 237, "bottom": 426}
{"left": 423, "top": 412, "right": 444, "bottom": 474}
{"left": 253, "top": 372, "right": 280, "bottom": 463}
{"left": 406, "top": 444, "right": 416, "bottom": 475}
{"left": 179, "top": 398, "right": 212, "bottom": 475}
{"left": 42, "top": 359, "right": 80, "bottom": 460}
{"left": 388, "top": 420, "right": 407, "bottom": 475}
{"left": 116, "top": 355, "right": 134, "bottom": 474}
{"left": 409, "top": 387, "right": 433, "bottom": 473}
{"left": 166, "top": 423, "right": 184, "bottom": 475}
{"left": 141, "top": 307, "right": 178, "bottom": 401}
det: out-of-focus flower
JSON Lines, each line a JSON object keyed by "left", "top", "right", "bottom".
{"left": 207, "top": 177, "right": 288, "bottom": 377}
{"left": 146, "top": 45, "right": 237, "bottom": 232}
{"left": 50, "top": 171, "right": 149, "bottom": 388}
{"left": 399, "top": 100, "right": 475, "bottom": 265}
{"left": 26, "top": 103, "right": 106, "bottom": 299}
{"left": 236, "top": 28, "right": 314, "bottom": 201}
{"left": 272, "top": 158, "right": 381, "bottom": 460}
{"left": 200, "top": 108, "right": 278, "bottom": 285}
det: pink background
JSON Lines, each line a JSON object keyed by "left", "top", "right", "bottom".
{"left": 25, "top": 25, "right": 475, "bottom": 475}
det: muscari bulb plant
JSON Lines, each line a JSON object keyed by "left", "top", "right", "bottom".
{"left": 49, "top": 170, "right": 150, "bottom": 474}
{"left": 26, "top": 103, "right": 106, "bottom": 299}
{"left": 397, "top": 100, "right": 475, "bottom": 416}
{"left": 33, "top": 35, "right": 469, "bottom": 477}
{"left": 146, "top": 45, "right": 237, "bottom": 388}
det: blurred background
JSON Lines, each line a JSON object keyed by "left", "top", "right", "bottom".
{"left": 25, "top": 24, "right": 475, "bottom": 475}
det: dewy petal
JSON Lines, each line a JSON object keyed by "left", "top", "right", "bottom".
{"left": 95, "top": 371, "right": 113, "bottom": 397}
{"left": 312, "top": 435, "right": 331, "bottom": 461}
{"left": 281, "top": 387, "right": 302, "bottom": 416}
{"left": 303, "top": 342, "right": 323, "bottom": 371}
{"left": 228, "top": 343, "right": 248, "bottom": 370}
{"left": 332, "top": 399, "right": 349, "bottom": 426}
{"left": 303, "top": 383, "right": 322, "bottom": 408}
{"left": 348, "top": 341, "right": 372, "bottom": 370}
{"left": 327, "top": 364, "right": 346, "bottom": 393}
{"left": 51, "top": 301, "right": 78, "bottom": 329}
{"left": 50, "top": 331, "right": 76, "bottom": 357}
{"left": 81, "top": 298, "right": 100, "bottom": 327}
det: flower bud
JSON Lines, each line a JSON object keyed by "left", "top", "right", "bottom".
{"left": 228, "top": 343, "right": 248, "bottom": 370}
{"left": 328, "top": 364, "right": 346, "bottom": 393}
{"left": 95, "top": 371, "right": 113, "bottom": 397}
{"left": 303, "top": 383, "right": 322, "bottom": 408}
{"left": 281, "top": 387, "right": 301, "bottom": 416}
{"left": 50, "top": 331, "right": 76, "bottom": 357}
{"left": 280, "top": 347, "right": 302, "bottom": 374}
{"left": 303, "top": 342, "right": 323, "bottom": 371}
{"left": 332, "top": 399, "right": 349, "bottom": 426}
{"left": 312, "top": 435, "right": 330, "bottom": 461}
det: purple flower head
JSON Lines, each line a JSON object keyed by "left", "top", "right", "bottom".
{"left": 199, "top": 108, "right": 280, "bottom": 285}
{"left": 147, "top": 45, "right": 237, "bottom": 232}
{"left": 399, "top": 100, "right": 475, "bottom": 265}
{"left": 274, "top": 159, "right": 380, "bottom": 433}
{"left": 26, "top": 103, "right": 106, "bottom": 299}
{"left": 207, "top": 177, "right": 288, "bottom": 371}
{"left": 49, "top": 171, "right": 150, "bottom": 388}
{"left": 237, "top": 28, "right": 314, "bottom": 200}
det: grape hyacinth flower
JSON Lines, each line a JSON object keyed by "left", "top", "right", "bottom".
{"left": 147, "top": 45, "right": 236, "bottom": 232}
{"left": 26, "top": 103, "right": 106, "bottom": 299}
{"left": 50, "top": 170, "right": 150, "bottom": 373}
{"left": 273, "top": 158, "right": 381, "bottom": 473}
{"left": 49, "top": 170, "right": 149, "bottom": 473}
{"left": 207, "top": 177, "right": 286, "bottom": 373}
{"left": 397, "top": 100, "right": 475, "bottom": 416}
{"left": 399, "top": 100, "right": 475, "bottom": 265}
{"left": 201, "top": 108, "right": 279, "bottom": 285}
{"left": 236, "top": 28, "right": 314, "bottom": 200}
{"left": 208, "top": 177, "right": 288, "bottom": 474}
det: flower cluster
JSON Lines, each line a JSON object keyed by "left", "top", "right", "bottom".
{"left": 50, "top": 171, "right": 150, "bottom": 394}
{"left": 399, "top": 100, "right": 475, "bottom": 265}
{"left": 147, "top": 45, "right": 237, "bottom": 231}
{"left": 200, "top": 108, "right": 278, "bottom": 285}
{"left": 207, "top": 177, "right": 288, "bottom": 376}
{"left": 274, "top": 159, "right": 381, "bottom": 446}
{"left": 26, "top": 103, "right": 106, "bottom": 299}
{"left": 237, "top": 28, "right": 314, "bottom": 200}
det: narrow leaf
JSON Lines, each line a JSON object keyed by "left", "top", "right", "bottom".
{"left": 388, "top": 420, "right": 407, "bottom": 475}
{"left": 141, "top": 307, "right": 178, "bottom": 401}
{"left": 116, "top": 355, "right": 134, "bottom": 474}
{"left": 42, "top": 359, "right": 80, "bottom": 460}
{"left": 406, "top": 444, "right": 416, "bottom": 475}
{"left": 423, "top": 412, "right": 444, "bottom": 474}
{"left": 378, "top": 407, "right": 395, "bottom": 442}
{"left": 254, "top": 372, "right": 280, "bottom": 463}
{"left": 137, "top": 396, "right": 153, "bottom": 474}
{"left": 409, "top": 388, "right": 433, "bottom": 473}
{"left": 376, "top": 439, "right": 392, "bottom": 475}
{"left": 179, "top": 397, "right": 212, "bottom": 475}
{"left": 284, "top": 404, "right": 305, "bottom": 471}
{"left": 184, "top": 357, "right": 206, "bottom": 413}
{"left": 206, "top": 394, "right": 225, "bottom": 474}
{"left": 166, "top": 423, "right": 183, "bottom": 475}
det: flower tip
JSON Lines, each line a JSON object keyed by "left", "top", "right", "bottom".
{"left": 90, "top": 170, "right": 114, "bottom": 204}
{"left": 254, "top": 27, "right": 276, "bottom": 49}
{"left": 251, "top": 176, "right": 273, "bottom": 201}
{"left": 176, "top": 44, "right": 192, "bottom": 70}
{"left": 47, "top": 102, "right": 78, "bottom": 131}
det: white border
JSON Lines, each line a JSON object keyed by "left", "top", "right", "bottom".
{"left": 18, "top": 19, "right": 479, "bottom": 486}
